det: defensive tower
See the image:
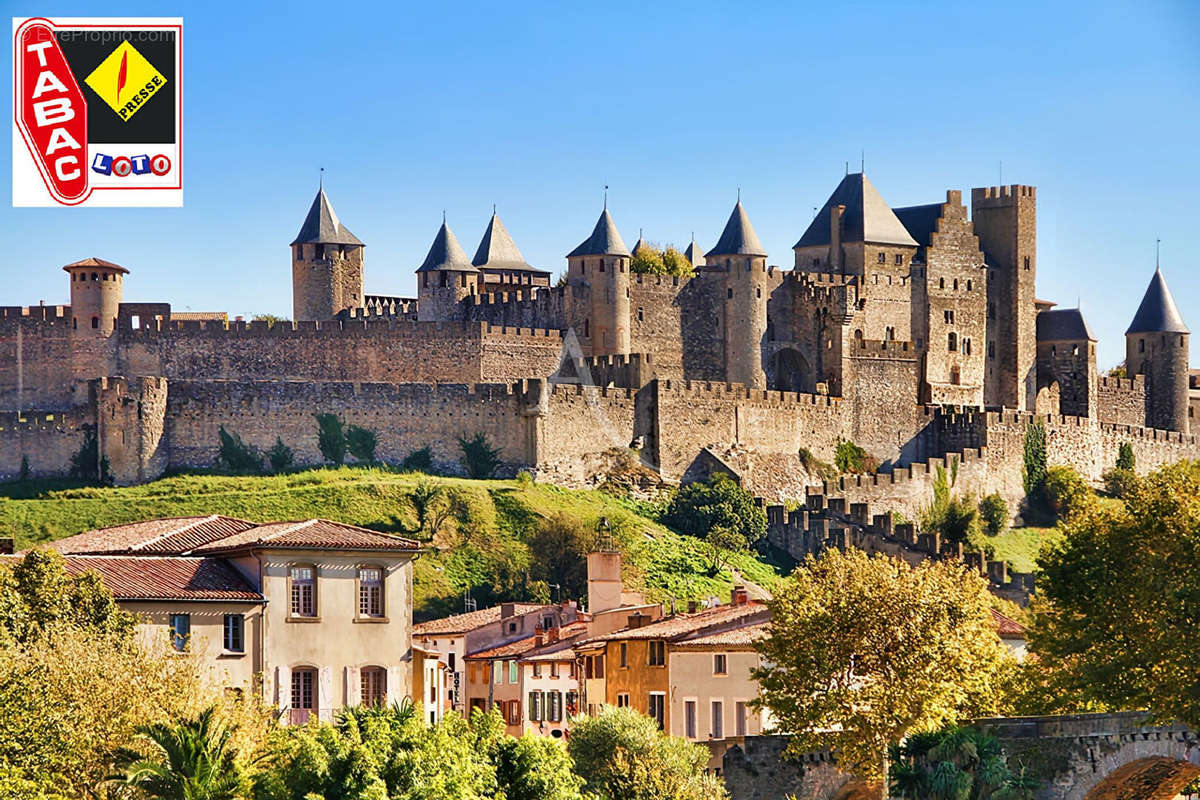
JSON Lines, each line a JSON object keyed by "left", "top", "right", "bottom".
{"left": 973, "top": 185, "right": 1037, "bottom": 411}
{"left": 1126, "top": 268, "right": 1189, "bottom": 433}
{"left": 65, "top": 256, "right": 126, "bottom": 336}
{"left": 416, "top": 219, "right": 479, "bottom": 322}
{"left": 567, "top": 208, "right": 631, "bottom": 357}
{"left": 709, "top": 200, "right": 769, "bottom": 389}
{"left": 290, "top": 187, "right": 365, "bottom": 321}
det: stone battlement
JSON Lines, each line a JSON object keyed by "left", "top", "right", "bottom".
{"left": 973, "top": 184, "right": 1037, "bottom": 202}
{"left": 657, "top": 379, "right": 840, "bottom": 407}
{"left": 1098, "top": 374, "right": 1145, "bottom": 392}
{"left": 848, "top": 338, "right": 918, "bottom": 360}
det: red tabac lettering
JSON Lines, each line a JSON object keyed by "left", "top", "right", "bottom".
{"left": 15, "top": 20, "right": 89, "bottom": 204}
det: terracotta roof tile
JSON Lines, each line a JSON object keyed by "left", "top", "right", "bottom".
{"left": 590, "top": 601, "right": 769, "bottom": 642}
{"left": 991, "top": 608, "right": 1026, "bottom": 638}
{"left": 413, "top": 603, "right": 553, "bottom": 635}
{"left": 466, "top": 621, "right": 588, "bottom": 660}
{"left": 191, "top": 519, "right": 421, "bottom": 555}
{"left": 672, "top": 621, "right": 769, "bottom": 649}
{"left": 49, "top": 516, "right": 258, "bottom": 556}
{"left": 53, "top": 555, "right": 262, "bottom": 601}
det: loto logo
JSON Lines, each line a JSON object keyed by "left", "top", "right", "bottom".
{"left": 15, "top": 21, "right": 89, "bottom": 204}
{"left": 12, "top": 17, "right": 182, "bottom": 207}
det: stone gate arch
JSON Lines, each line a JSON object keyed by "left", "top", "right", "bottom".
{"left": 773, "top": 348, "right": 814, "bottom": 393}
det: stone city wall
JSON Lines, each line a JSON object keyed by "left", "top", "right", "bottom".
{"left": 1097, "top": 375, "right": 1146, "bottom": 427}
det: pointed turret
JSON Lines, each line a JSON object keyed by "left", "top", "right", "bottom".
{"left": 568, "top": 209, "right": 630, "bottom": 258}
{"left": 417, "top": 219, "right": 479, "bottom": 322}
{"left": 707, "top": 201, "right": 767, "bottom": 258}
{"left": 1126, "top": 268, "right": 1188, "bottom": 334}
{"left": 631, "top": 232, "right": 652, "bottom": 257}
{"left": 290, "top": 187, "right": 365, "bottom": 321}
{"left": 684, "top": 237, "right": 705, "bottom": 268}
{"left": 1125, "top": 267, "right": 1190, "bottom": 433}
{"left": 472, "top": 213, "right": 533, "bottom": 271}
{"left": 291, "top": 188, "right": 363, "bottom": 246}
{"left": 417, "top": 221, "right": 478, "bottom": 273}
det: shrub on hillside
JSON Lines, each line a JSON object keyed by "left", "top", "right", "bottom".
{"left": 1103, "top": 467, "right": 1139, "bottom": 499}
{"left": 216, "top": 427, "right": 262, "bottom": 474}
{"left": 662, "top": 473, "right": 767, "bottom": 546}
{"left": 345, "top": 424, "right": 378, "bottom": 463}
{"left": 459, "top": 433, "right": 502, "bottom": 479}
{"left": 314, "top": 413, "right": 346, "bottom": 465}
{"left": 402, "top": 446, "right": 434, "bottom": 472}
{"left": 834, "top": 438, "right": 878, "bottom": 474}
{"left": 1044, "top": 465, "right": 1094, "bottom": 521}
{"left": 265, "top": 438, "right": 293, "bottom": 473}
{"left": 978, "top": 493, "right": 1009, "bottom": 537}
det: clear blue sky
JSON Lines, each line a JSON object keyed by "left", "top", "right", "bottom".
{"left": 5, "top": 0, "right": 1199, "bottom": 368}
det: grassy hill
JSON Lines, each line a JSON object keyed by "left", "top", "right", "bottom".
{"left": 0, "top": 468, "right": 787, "bottom": 619}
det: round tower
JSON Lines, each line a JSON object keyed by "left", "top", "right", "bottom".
{"left": 709, "top": 201, "right": 768, "bottom": 389}
{"left": 291, "top": 187, "right": 365, "bottom": 321}
{"left": 1125, "top": 268, "right": 1189, "bottom": 433}
{"left": 566, "top": 208, "right": 631, "bottom": 356}
{"left": 64, "top": 256, "right": 127, "bottom": 336}
{"left": 416, "top": 219, "right": 479, "bottom": 322}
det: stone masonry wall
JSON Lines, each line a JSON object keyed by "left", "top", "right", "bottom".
{"left": 1098, "top": 375, "right": 1146, "bottom": 426}
{"left": 0, "top": 407, "right": 89, "bottom": 481}
{"left": 0, "top": 307, "right": 83, "bottom": 409}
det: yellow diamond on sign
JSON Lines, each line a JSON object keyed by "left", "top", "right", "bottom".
{"left": 84, "top": 40, "right": 167, "bottom": 121}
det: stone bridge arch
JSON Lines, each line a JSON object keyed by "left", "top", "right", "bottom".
{"left": 977, "top": 712, "right": 1200, "bottom": 800}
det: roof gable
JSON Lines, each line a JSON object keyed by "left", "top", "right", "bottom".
{"left": 707, "top": 201, "right": 767, "bottom": 258}
{"left": 291, "top": 188, "right": 363, "bottom": 246}
{"left": 1126, "top": 268, "right": 1189, "bottom": 334}
{"left": 192, "top": 519, "right": 421, "bottom": 555}
{"left": 794, "top": 173, "right": 918, "bottom": 249}
{"left": 49, "top": 515, "right": 257, "bottom": 556}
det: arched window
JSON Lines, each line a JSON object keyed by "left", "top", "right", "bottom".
{"left": 948, "top": 332, "right": 957, "bottom": 352}
{"left": 854, "top": 329, "right": 863, "bottom": 339}
{"left": 360, "top": 666, "right": 387, "bottom": 706}
{"left": 964, "top": 339, "right": 972, "bottom": 355}
{"left": 967, "top": 279, "right": 973, "bottom": 291}
{"left": 289, "top": 565, "right": 317, "bottom": 618}
{"left": 953, "top": 279, "right": 958, "bottom": 290}
{"left": 939, "top": 277, "right": 945, "bottom": 290}
{"left": 91, "top": 317, "right": 99, "bottom": 329}
{"left": 358, "top": 566, "right": 384, "bottom": 618}
{"left": 885, "top": 327, "right": 895, "bottom": 341}
{"left": 951, "top": 366, "right": 961, "bottom": 385}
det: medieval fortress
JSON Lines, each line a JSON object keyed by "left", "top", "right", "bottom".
{"left": 3, "top": 173, "right": 1197, "bottom": 528}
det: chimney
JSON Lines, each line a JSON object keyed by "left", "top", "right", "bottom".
{"left": 500, "top": 602, "right": 516, "bottom": 619}
{"left": 587, "top": 550, "right": 623, "bottom": 614}
{"left": 0, "top": 538, "right": 13, "bottom": 556}
{"left": 546, "top": 626, "right": 559, "bottom": 643}
{"left": 730, "top": 585, "right": 749, "bottom": 606}
{"left": 830, "top": 204, "right": 844, "bottom": 272}
{"left": 627, "top": 613, "right": 649, "bottom": 629}
{"left": 687, "top": 600, "right": 698, "bottom": 614}
{"left": 534, "top": 625, "right": 544, "bottom": 647}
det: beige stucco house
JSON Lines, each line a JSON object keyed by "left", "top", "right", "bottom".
{"left": 43, "top": 514, "right": 422, "bottom": 723}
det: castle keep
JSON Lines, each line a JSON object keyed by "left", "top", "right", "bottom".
{"left": 2, "top": 174, "right": 1196, "bottom": 510}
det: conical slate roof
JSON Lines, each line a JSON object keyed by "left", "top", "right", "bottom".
{"left": 417, "top": 221, "right": 478, "bottom": 273}
{"left": 291, "top": 188, "right": 363, "bottom": 246}
{"left": 567, "top": 209, "right": 630, "bottom": 257}
{"left": 1126, "top": 269, "right": 1188, "bottom": 334}
{"left": 707, "top": 201, "right": 767, "bottom": 257}
{"left": 684, "top": 238, "right": 704, "bottom": 267}
{"left": 472, "top": 213, "right": 534, "bottom": 271}
{"left": 794, "top": 173, "right": 917, "bottom": 249}
{"left": 631, "top": 234, "right": 652, "bottom": 256}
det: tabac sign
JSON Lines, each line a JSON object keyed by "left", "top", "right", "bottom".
{"left": 12, "top": 17, "right": 182, "bottom": 207}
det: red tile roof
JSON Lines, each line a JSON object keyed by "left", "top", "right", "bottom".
{"left": 63, "top": 256, "right": 128, "bottom": 273}
{"left": 589, "top": 601, "right": 769, "bottom": 642}
{"left": 191, "top": 519, "right": 421, "bottom": 555}
{"left": 991, "top": 608, "right": 1026, "bottom": 639}
{"left": 60, "top": 555, "right": 262, "bottom": 602}
{"left": 49, "top": 515, "right": 257, "bottom": 556}
{"left": 466, "top": 621, "right": 589, "bottom": 660}
{"left": 413, "top": 603, "right": 554, "bottom": 635}
{"left": 672, "top": 621, "right": 769, "bottom": 649}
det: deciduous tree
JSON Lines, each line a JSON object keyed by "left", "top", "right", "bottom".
{"left": 752, "top": 548, "right": 1012, "bottom": 782}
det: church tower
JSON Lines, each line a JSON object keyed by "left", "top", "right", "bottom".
{"left": 566, "top": 208, "right": 631, "bottom": 357}
{"left": 290, "top": 187, "right": 364, "bottom": 321}
{"left": 1126, "top": 268, "right": 1189, "bottom": 433}
{"left": 416, "top": 219, "right": 479, "bottom": 322}
{"left": 708, "top": 200, "right": 769, "bottom": 389}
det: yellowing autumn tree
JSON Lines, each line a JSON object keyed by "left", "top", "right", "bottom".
{"left": 752, "top": 548, "right": 1012, "bottom": 783}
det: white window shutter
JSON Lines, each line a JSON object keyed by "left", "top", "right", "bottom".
{"left": 318, "top": 666, "right": 333, "bottom": 722}
{"left": 387, "top": 665, "right": 400, "bottom": 705}
{"left": 275, "top": 665, "right": 291, "bottom": 709}
{"left": 345, "top": 665, "right": 360, "bottom": 707}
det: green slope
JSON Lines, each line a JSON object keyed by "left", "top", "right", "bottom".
{"left": 0, "top": 468, "right": 785, "bottom": 618}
